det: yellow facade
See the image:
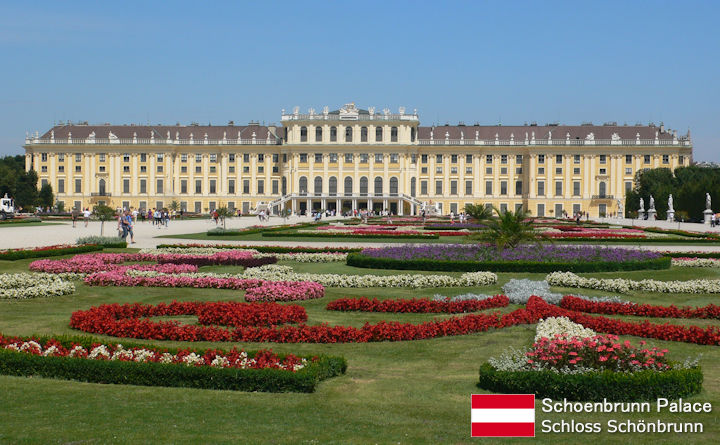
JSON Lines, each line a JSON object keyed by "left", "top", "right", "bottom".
{"left": 24, "top": 103, "right": 693, "bottom": 217}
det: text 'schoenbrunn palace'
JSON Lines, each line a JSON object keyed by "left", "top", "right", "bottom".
{"left": 24, "top": 103, "right": 692, "bottom": 217}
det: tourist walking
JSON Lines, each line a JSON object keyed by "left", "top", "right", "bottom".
{"left": 71, "top": 207, "right": 79, "bottom": 228}
{"left": 83, "top": 208, "right": 91, "bottom": 227}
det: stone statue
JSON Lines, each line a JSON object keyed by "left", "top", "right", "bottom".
{"left": 707, "top": 193, "right": 712, "bottom": 210}
{"left": 639, "top": 197, "right": 645, "bottom": 212}
{"left": 668, "top": 194, "right": 674, "bottom": 211}
{"left": 649, "top": 195, "right": 655, "bottom": 210}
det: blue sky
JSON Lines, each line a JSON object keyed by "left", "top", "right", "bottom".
{"left": 1, "top": 0, "right": 718, "bottom": 160}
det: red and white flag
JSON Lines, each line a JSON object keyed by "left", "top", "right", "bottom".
{"left": 471, "top": 394, "right": 535, "bottom": 437}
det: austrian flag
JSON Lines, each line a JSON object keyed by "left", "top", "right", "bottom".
{"left": 471, "top": 394, "right": 535, "bottom": 437}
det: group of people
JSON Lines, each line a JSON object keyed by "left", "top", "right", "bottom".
{"left": 70, "top": 208, "right": 93, "bottom": 228}
{"left": 447, "top": 211, "right": 468, "bottom": 224}
{"left": 117, "top": 210, "right": 136, "bottom": 243}
{"left": 148, "top": 208, "right": 170, "bottom": 228}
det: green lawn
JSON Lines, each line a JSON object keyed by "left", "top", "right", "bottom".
{"left": 0, "top": 221, "right": 64, "bottom": 228}
{"left": 0, "top": 256, "right": 719, "bottom": 443}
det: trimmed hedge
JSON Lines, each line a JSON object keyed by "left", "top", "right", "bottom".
{"left": 557, "top": 237, "right": 720, "bottom": 244}
{"left": 156, "top": 244, "right": 362, "bottom": 253}
{"left": 665, "top": 252, "right": 720, "bottom": 259}
{"left": 207, "top": 222, "right": 322, "bottom": 237}
{"left": 0, "top": 217, "right": 42, "bottom": 224}
{"left": 0, "top": 244, "right": 104, "bottom": 261}
{"left": 0, "top": 334, "right": 346, "bottom": 393}
{"left": 477, "top": 363, "right": 703, "bottom": 402}
{"left": 643, "top": 227, "right": 720, "bottom": 239}
{"left": 346, "top": 252, "right": 671, "bottom": 273}
{"left": 262, "top": 231, "right": 439, "bottom": 240}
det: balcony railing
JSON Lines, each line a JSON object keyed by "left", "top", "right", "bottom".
{"left": 591, "top": 195, "right": 614, "bottom": 200}
{"left": 90, "top": 192, "right": 111, "bottom": 197}
{"left": 26, "top": 137, "right": 281, "bottom": 146}
{"left": 417, "top": 138, "right": 689, "bottom": 147}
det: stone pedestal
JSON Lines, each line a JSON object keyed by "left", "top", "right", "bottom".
{"left": 639, "top": 210, "right": 646, "bottom": 220}
{"left": 666, "top": 210, "right": 675, "bottom": 222}
{"left": 704, "top": 209, "right": 714, "bottom": 224}
{"left": 647, "top": 209, "right": 657, "bottom": 221}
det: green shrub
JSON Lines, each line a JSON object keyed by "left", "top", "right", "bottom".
{"left": 346, "top": 253, "right": 671, "bottom": 273}
{"left": 263, "top": 232, "right": 439, "bottom": 240}
{"left": 156, "top": 244, "right": 362, "bottom": 253}
{"left": 0, "top": 217, "right": 42, "bottom": 224}
{"left": 76, "top": 236, "right": 128, "bottom": 248}
{"left": 665, "top": 252, "right": 720, "bottom": 259}
{"left": 0, "top": 334, "right": 346, "bottom": 393}
{"left": 477, "top": 363, "right": 703, "bottom": 402}
{"left": 0, "top": 244, "right": 104, "bottom": 261}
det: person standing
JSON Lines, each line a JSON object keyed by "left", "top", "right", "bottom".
{"left": 125, "top": 210, "right": 136, "bottom": 243}
{"left": 83, "top": 208, "right": 91, "bottom": 227}
{"left": 71, "top": 207, "right": 79, "bottom": 228}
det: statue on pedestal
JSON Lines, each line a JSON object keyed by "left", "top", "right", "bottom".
{"left": 639, "top": 197, "right": 645, "bottom": 212}
{"left": 707, "top": 193, "right": 712, "bottom": 211}
{"left": 668, "top": 194, "right": 674, "bottom": 212}
{"left": 649, "top": 195, "right": 655, "bottom": 210}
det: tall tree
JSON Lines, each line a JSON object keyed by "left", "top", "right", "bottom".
{"left": 39, "top": 183, "right": 54, "bottom": 209}
{"left": 15, "top": 170, "right": 39, "bottom": 211}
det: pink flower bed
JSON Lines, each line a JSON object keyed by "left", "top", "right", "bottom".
{"left": 245, "top": 281, "right": 325, "bottom": 302}
{"left": 29, "top": 254, "right": 198, "bottom": 274}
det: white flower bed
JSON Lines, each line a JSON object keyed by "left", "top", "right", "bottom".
{"left": 140, "top": 247, "right": 347, "bottom": 262}
{"left": 672, "top": 258, "right": 720, "bottom": 268}
{"left": 128, "top": 264, "right": 497, "bottom": 289}
{"left": 546, "top": 271, "right": 720, "bottom": 294}
{"left": 534, "top": 317, "right": 596, "bottom": 342}
{"left": 0, "top": 273, "right": 75, "bottom": 299}
{"left": 434, "top": 279, "right": 625, "bottom": 304}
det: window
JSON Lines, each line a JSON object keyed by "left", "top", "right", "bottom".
{"left": 229, "top": 154, "right": 235, "bottom": 162}
{"left": 375, "top": 153, "right": 383, "bottom": 163}
{"left": 538, "top": 167, "right": 545, "bottom": 174}
{"left": 391, "top": 127, "right": 398, "bottom": 142}
{"left": 140, "top": 179, "right": 147, "bottom": 194}
{"left": 465, "top": 180, "right": 473, "bottom": 195}
{"left": 56, "top": 153, "right": 64, "bottom": 162}
{"left": 537, "top": 181, "right": 545, "bottom": 196}
{"left": 314, "top": 176, "right": 323, "bottom": 195}
{"left": 360, "top": 153, "right": 368, "bottom": 163}
{"left": 411, "top": 127, "right": 416, "bottom": 142}
{"left": 515, "top": 181, "right": 523, "bottom": 195}
{"left": 314, "top": 153, "right": 323, "bottom": 163}
{"left": 157, "top": 165, "right": 163, "bottom": 173}
{"left": 344, "top": 176, "right": 353, "bottom": 196}
{"left": 74, "top": 179, "right": 81, "bottom": 193}
{"left": 243, "top": 180, "right": 250, "bottom": 194}
{"left": 486, "top": 167, "right": 492, "bottom": 174}
{"left": 573, "top": 167, "right": 580, "bottom": 174}
{"left": 299, "top": 153, "right": 307, "bottom": 163}
{"left": 330, "top": 126, "right": 337, "bottom": 142}
{"left": 228, "top": 166, "right": 234, "bottom": 173}
{"left": 389, "top": 177, "right": 399, "bottom": 195}
{"left": 421, "top": 167, "right": 428, "bottom": 174}
{"left": 98, "top": 153, "right": 105, "bottom": 162}
{"left": 258, "top": 166, "right": 264, "bottom": 173}
{"left": 57, "top": 179, "right": 64, "bottom": 194}
{"left": 451, "top": 167, "right": 458, "bottom": 174}
{"left": 450, "top": 180, "right": 458, "bottom": 195}
{"left": 501, "top": 155, "right": 508, "bottom": 164}
{"left": 625, "top": 181, "right": 632, "bottom": 192}
{"left": 435, "top": 180, "right": 442, "bottom": 195}
{"left": 625, "top": 168, "right": 632, "bottom": 175}
{"left": 538, "top": 154, "right": 545, "bottom": 164}
{"left": 573, "top": 181, "right": 580, "bottom": 196}
{"left": 58, "top": 165, "right": 64, "bottom": 172}
{"left": 41, "top": 165, "right": 47, "bottom": 172}
{"left": 421, "top": 154, "right": 428, "bottom": 163}
{"left": 243, "top": 153, "right": 250, "bottom": 163}
{"left": 485, "top": 180, "right": 492, "bottom": 195}
{"left": 625, "top": 154, "right": 632, "bottom": 164}
{"left": 599, "top": 154, "right": 607, "bottom": 164}
{"left": 643, "top": 154, "right": 651, "bottom": 163}
{"left": 555, "top": 181, "right": 563, "bottom": 196}
{"left": 436, "top": 166, "right": 443, "bottom": 174}
{"left": 283, "top": 154, "right": 287, "bottom": 162}
{"left": 123, "top": 165, "right": 130, "bottom": 173}
{"left": 390, "top": 153, "right": 399, "bottom": 163}
{"left": 599, "top": 168, "right": 607, "bottom": 174}
{"left": 555, "top": 167, "right": 562, "bottom": 174}
{"left": 537, "top": 204, "right": 545, "bottom": 217}
{"left": 420, "top": 180, "right": 428, "bottom": 195}
{"left": 228, "top": 180, "right": 235, "bottom": 194}
{"left": 598, "top": 182, "right": 607, "bottom": 197}
{"left": 375, "top": 127, "right": 383, "bottom": 142}
{"left": 574, "top": 154, "right": 581, "bottom": 164}
{"left": 181, "top": 180, "right": 188, "bottom": 194}
{"left": 500, "top": 167, "right": 507, "bottom": 175}
{"left": 315, "top": 127, "right": 322, "bottom": 142}
{"left": 360, "top": 177, "right": 368, "bottom": 195}
{"left": 360, "top": 127, "right": 368, "bottom": 142}
{"left": 556, "top": 154, "right": 563, "bottom": 163}
{"left": 272, "top": 180, "right": 279, "bottom": 194}
{"left": 157, "top": 153, "right": 164, "bottom": 162}
{"left": 123, "top": 179, "right": 130, "bottom": 194}
{"left": 500, "top": 181, "right": 507, "bottom": 195}
{"left": 516, "top": 154, "right": 523, "bottom": 164}
{"left": 515, "top": 167, "right": 522, "bottom": 174}
{"left": 329, "top": 153, "right": 338, "bottom": 163}
{"left": 374, "top": 177, "right": 383, "bottom": 195}
{"left": 436, "top": 154, "right": 443, "bottom": 163}
{"left": 123, "top": 153, "right": 129, "bottom": 162}
{"left": 257, "top": 180, "right": 264, "bottom": 194}
{"left": 466, "top": 167, "right": 473, "bottom": 174}
{"left": 210, "top": 154, "right": 217, "bottom": 163}
{"left": 195, "top": 180, "right": 202, "bottom": 194}
{"left": 345, "top": 126, "right": 353, "bottom": 142}
{"left": 345, "top": 153, "right": 353, "bottom": 163}
{"left": 662, "top": 155, "right": 669, "bottom": 164}
{"left": 75, "top": 153, "right": 82, "bottom": 162}
{"left": 300, "top": 126, "right": 308, "bottom": 142}
{"left": 196, "top": 154, "right": 203, "bottom": 162}
{"left": 679, "top": 155, "right": 685, "bottom": 165}
{"left": 195, "top": 166, "right": 201, "bottom": 173}
{"left": 466, "top": 154, "right": 473, "bottom": 163}
{"left": 156, "top": 179, "right": 164, "bottom": 194}
{"left": 486, "top": 154, "right": 493, "bottom": 163}
{"left": 329, "top": 176, "right": 337, "bottom": 195}
{"left": 451, "top": 154, "right": 458, "bottom": 163}
{"left": 258, "top": 154, "right": 265, "bottom": 162}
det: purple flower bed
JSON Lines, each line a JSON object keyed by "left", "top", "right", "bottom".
{"left": 423, "top": 223, "right": 486, "bottom": 230}
{"left": 360, "top": 244, "right": 662, "bottom": 263}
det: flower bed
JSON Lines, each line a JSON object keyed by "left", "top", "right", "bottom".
{"left": 142, "top": 247, "right": 347, "bottom": 263}
{"left": 262, "top": 230, "right": 439, "bottom": 239}
{"left": 547, "top": 271, "right": 720, "bottom": 294}
{"left": 155, "top": 244, "right": 361, "bottom": 254}
{"left": 0, "top": 273, "right": 75, "bottom": 299}
{"left": 30, "top": 254, "right": 199, "bottom": 276}
{"left": 76, "top": 236, "right": 128, "bottom": 248}
{"left": 672, "top": 257, "right": 720, "bottom": 267}
{"left": 0, "top": 333, "right": 346, "bottom": 392}
{"left": 325, "top": 295, "right": 509, "bottom": 313}
{"left": 560, "top": 295, "right": 720, "bottom": 319}
{"left": 0, "top": 244, "right": 104, "bottom": 261}
{"left": 349, "top": 244, "right": 669, "bottom": 273}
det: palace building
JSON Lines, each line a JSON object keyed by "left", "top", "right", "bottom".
{"left": 23, "top": 103, "right": 693, "bottom": 217}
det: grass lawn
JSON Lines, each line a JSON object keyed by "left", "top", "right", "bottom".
{"left": 0, "top": 255, "right": 719, "bottom": 443}
{"left": 0, "top": 221, "right": 65, "bottom": 228}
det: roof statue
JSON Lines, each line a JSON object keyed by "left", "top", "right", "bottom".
{"left": 108, "top": 131, "right": 118, "bottom": 141}
{"left": 611, "top": 133, "right": 621, "bottom": 141}
{"left": 585, "top": 132, "right": 595, "bottom": 141}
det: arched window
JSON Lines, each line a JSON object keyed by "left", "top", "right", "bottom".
{"left": 410, "top": 177, "right": 416, "bottom": 197}
{"left": 410, "top": 127, "right": 416, "bottom": 142}
{"left": 329, "top": 176, "right": 337, "bottom": 196}
{"left": 315, "top": 126, "right": 322, "bottom": 142}
{"left": 281, "top": 176, "right": 287, "bottom": 195}
{"left": 360, "top": 176, "right": 368, "bottom": 196}
{"left": 300, "top": 126, "right": 307, "bottom": 142}
{"left": 361, "top": 127, "right": 368, "bottom": 142}
{"left": 299, "top": 176, "right": 308, "bottom": 195}
{"left": 375, "top": 126, "right": 383, "bottom": 142}
{"left": 330, "top": 126, "right": 337, "bottom": 142}
{"left": 344, "top": 176, "right": 353, "bottom": 196}
{"left": 314, "top": 176, "right": 323, "bottom": 196}
{"left": 99, "top": 179, "right": 106, "bottom": 195}
{"left": 345, "top": 126, "right": 353, "bottom": 143}
{"left": 389, "top": 177, "right": 399, "bottom": 196}
{"left": 599, "top": 182, "right": 606, "bottom": 198}
{"left": 374, "top": 177, "right": 383, "bottom": 196}
{"left": 391, "top": 127, "right": 398, "bottom": 142}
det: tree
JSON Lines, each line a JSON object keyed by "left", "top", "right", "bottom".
{"left": 168, "top": 200, "right": 180, "bottom": 213}
{"left": 214, "top": 206, "right": 233, "bottom": 230}
{"left": 15, "top": 170, "right": 38, "bottom": 212}
{"left": 93, "top": 204, "right": 117, "bottom": 236}
{"left": 464, "top": 203, "right": 493, "bottom": 222}
{"left": 39, "top": 183, "right": 54, "bottom": 210}
{"left": 472, "top": 206, "right": 541, "bottom": 249}
{"left": 55, "top": 200, "right": 65, "bottom": 213}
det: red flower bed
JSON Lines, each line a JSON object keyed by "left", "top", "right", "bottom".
{"left": 544, "top": 232, "right": 646, "bottom": 239}
{"left": 326, "top": 295, "right": 509, "bottom": 313}
{"left": 560, "top": 295, "right": 720, "bottom": 320}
